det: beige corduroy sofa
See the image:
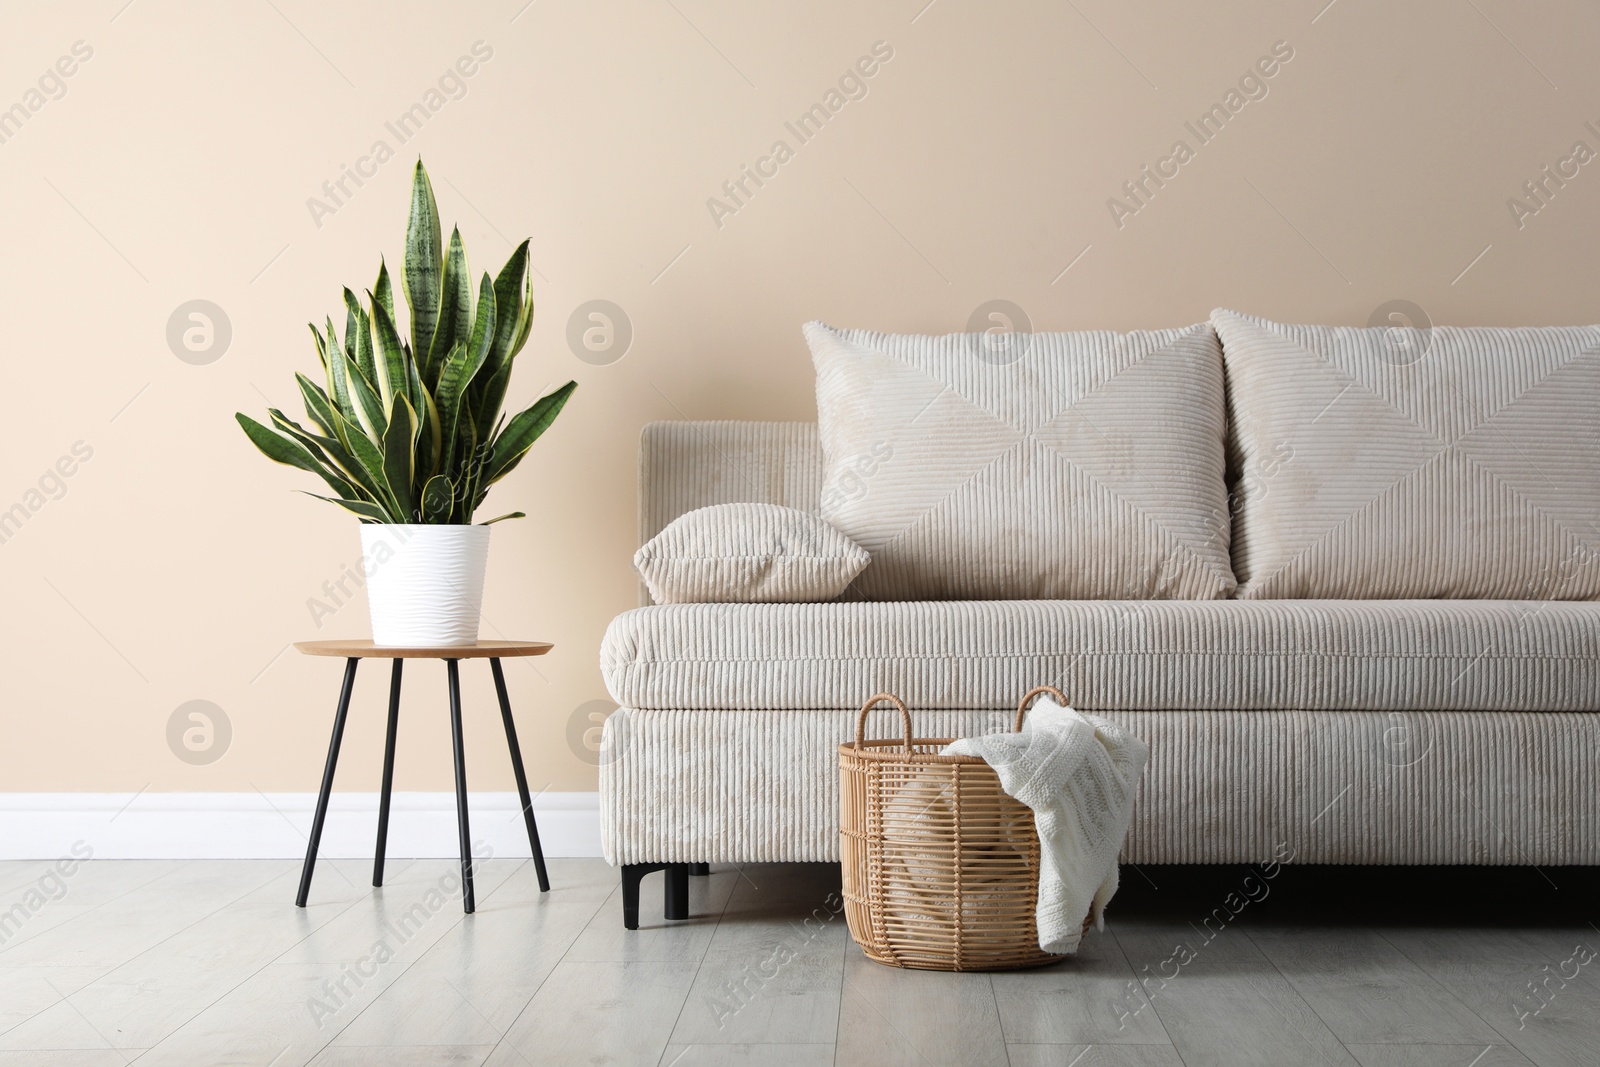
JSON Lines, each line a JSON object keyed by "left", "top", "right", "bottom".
{"left": 599, "top": 314, "right": 1600, "bottom": 928}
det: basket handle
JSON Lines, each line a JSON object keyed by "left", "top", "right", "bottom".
{"left": 855, "top": 692, "right": 913, "bottom": 752}
{"left": 1014, "top": 685, "right": 1069, "bottom": 732}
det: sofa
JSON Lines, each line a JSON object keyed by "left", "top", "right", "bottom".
{"left": 599, "top": 310, "right": 1600, "bottom": 926}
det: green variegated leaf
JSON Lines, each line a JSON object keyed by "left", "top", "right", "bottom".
{"left": 418, "top": 380, "right": 442, "bottom": 476}
{"left": 331, "top": 408, "right": 396, "bottom": 513}
{"left": 375, "top": 258, "right": 395, "bottom": 322}
{"left": 383, "top": 394, "right": 415, "bottom": 521}
{"left": 511, "top": 269, "right": 534, "bottom": 355}
{"left": 346, "top": 360, "right": 387, "bottom": 440}
{"left": 237, "top": 413, "right": 357, "bottom": 500}
{"left": 237, "top": 412, "right": 321, "bottom": 472}
{"left": 370, "top": 295, "right": 408, "bottom": 411}
{"left": 344, "top": 289, "right": 377, "bottom": 384}
{"left": 324, "top": 315, "right": 356, "bottom": 443}
{"left": 265, "top": 408, "right": 334, "bottom": 465}
{"left": 420, "top": 474, "right": 453, "bottom": 523}
{"left": 485, "top": 380, "right": 577, "bottom": 485}
{"left": 463, "top": 273, "right": 496, "bottom": 384}
{"left": 267, "top": 409, "right": 371, "bottom": 501}
{"left": 404, "top": 161, "right": 443, "bottom": 370}
{"left": 468, "top": 251, "right": 530, "bottom": 454}
{"left": 295, "top": 373, "right": 338, "bottom": 437}
{"left": 367, "top": 313, "right": 392, "bottom": 411}
{"left": 323, "top": 317, "right": 342, "bottom": 370}
{"left": 473, "top": 364, "right": 511, "bottom": 441}
{"left": 477, "top": 511, "right": 525, "bottom": 524}
{"left": 308, "top": 322, "right": 330, "bottom": 373}
{"left": 433, "top": 341, "right": 471, "bottom": 469}
{"left": 456, "top": 417, "right": 479, "bottom": 517}
{"left": 342, "top": 291, "right": 359, "bottom": 362}
{"left": 471, "top": 414, "right": 505, "bottom": 514}
{"left": 485, "top": 241, "right": 528, "bottom": 380}
{"left": 425, "top": 227, "right": 470, "bottom": 386}
{"left": 301, "top": 493, "right": 392, "bottom": 523}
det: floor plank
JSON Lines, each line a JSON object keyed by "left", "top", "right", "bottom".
{"left": 308, "top": 1045, "right": 493, "bottom": 1066}
{"left": 0, "top": 859, "right": 186, "bottom": 909}
{"left": 272, "top": 857, "right": 516, "bottom": 968}
{"left": 836, "top": 950, "right": 1008, "bottom": 1067}
{"left": 1380, "top": 927, "right": 1600, "bottom": 1067}
{"left": 0, "top": 861, "right": 279, "bottom": 970}
{"left": 1503, "top": 925, "right": 1600, "bottom": 998}
{"left": 328, "top": 863, "right": 608, "bottom": 1047}
{"left": 656, "top": 1044, "right": 834, "bottom": 1067}
{"left": 0, "top": 1053, "right": 143, "bottom": 1067}
{"left": 483, "top": 856, "right": 618, "bottom": 907}
{"left": 1110, "top": 921, "right": 1359, "bottom": 1067}
{"left": 669, "top": 899, "right": 846, "bottom": 1046}
{"left": 129, "top": 860, "right": 517, "bottom": 1066}
{"left": 991, "top": 928, "right": 1171, "bottom": 1046}
{"left": 1246, "top": 927, "right": 1502, "bottom": 1044}
{"left": 127, "top": 961, "right": 386, "bottom": 1066}
{"left": 0, "top": 966, "right": 104, "bottom": 1036}
{"left": 0, "top": 997, "right": 120, "bottom": 1054}
{"left": 485, "top": 959, "right": 700, "bottom": 1067}
{"left": 1005, "top": 1045, "right": 1188, "bottom": 1066}
{"left": 1345, "top": 1043, "right": 1536, "bottom": 1067}
{"left": 66, "top": 866, "right": 356, "bottom": 1049}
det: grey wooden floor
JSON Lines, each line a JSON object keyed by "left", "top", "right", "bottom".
{"left": 0, "top": 858, "right": 1595, "bottom": 1066}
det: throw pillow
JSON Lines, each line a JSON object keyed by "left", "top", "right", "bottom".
{"left": 804, "top": 320, "right": 1236, "bottom": 600}
{"left": 634, "top": 503, "right": 869, "bottom": 603}
{"left": 1212, "top": 308, "right": 1600, "bottom": 599}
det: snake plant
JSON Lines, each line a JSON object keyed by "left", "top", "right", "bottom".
{"left": 236, "top": 160, "right": 576, "bottom": 524}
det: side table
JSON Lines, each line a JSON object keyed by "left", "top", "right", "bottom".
{"left": 293, "top": 639, "right": 554, "bottom": 914}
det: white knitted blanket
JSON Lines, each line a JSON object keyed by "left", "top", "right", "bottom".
{"left": 943, "top": 698, "right": 1148, "bottom": 953}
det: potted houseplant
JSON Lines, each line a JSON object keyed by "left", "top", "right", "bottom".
{"left": 237, "top": 160, "right": 576, "bottom": 645}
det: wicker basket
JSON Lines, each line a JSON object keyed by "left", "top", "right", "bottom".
{"left": 838, "top": 686, "right": 1074, "bottom": 971}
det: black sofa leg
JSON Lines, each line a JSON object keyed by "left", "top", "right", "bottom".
{"left": 665, "top": 864, "right": 689, "bottom": 919}
{"left": 622, "top": 862, "right": 693, "bottom": 929}
{"left": 622, "top": 863, "right": 652, "bottom": 930}
{"left": 688, "top": 862, "right": 710, "bottom": 876}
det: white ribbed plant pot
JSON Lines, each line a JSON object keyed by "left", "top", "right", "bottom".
{"left": 360, "top": 524, "right": 490, "bottom": 646}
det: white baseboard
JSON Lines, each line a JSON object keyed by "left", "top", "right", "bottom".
{"left": 0, "top": 792, "right": 602, "bottom": 860}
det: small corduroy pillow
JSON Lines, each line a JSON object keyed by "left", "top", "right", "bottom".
{"left": 635, "top": 503, "right": 870, "bottom": 603}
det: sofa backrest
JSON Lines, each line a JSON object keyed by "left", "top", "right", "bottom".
{"left": 639, "top": 420, "right": 823, "bottom": 545}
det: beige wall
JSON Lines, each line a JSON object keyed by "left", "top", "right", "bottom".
{"left": 3, "top": 0, "right": 1597, "bottom": 794}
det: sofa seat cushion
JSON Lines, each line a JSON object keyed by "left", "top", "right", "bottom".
{"left": 600, "top": 599, "right": 1600, "bottom": 713}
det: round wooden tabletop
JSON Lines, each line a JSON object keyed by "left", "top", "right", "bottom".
{"left": 295, "top": 639, "right": 553, "bottom": 659}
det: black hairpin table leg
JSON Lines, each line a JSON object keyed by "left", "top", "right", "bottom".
{"left": 372, "top": 659, "right": 403, "bottom": 887}
{"left": 296, "top": 657, "right": 359, "bottom": 908}
{"left": 446, "top": 659, "right": 476, "bottom": 914}
{"left": 491, "top": 658, "right": 549, "bottom": 892}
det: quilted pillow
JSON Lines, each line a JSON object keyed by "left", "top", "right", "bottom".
{"left": 634, "top": 503, "right": 868, "bottom": 603}
{"left": 1212, "top": 308, "right": 1600, "bottom": 599}
{"left": 804, "top": 321, "right": 1236, "bottom": 600}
